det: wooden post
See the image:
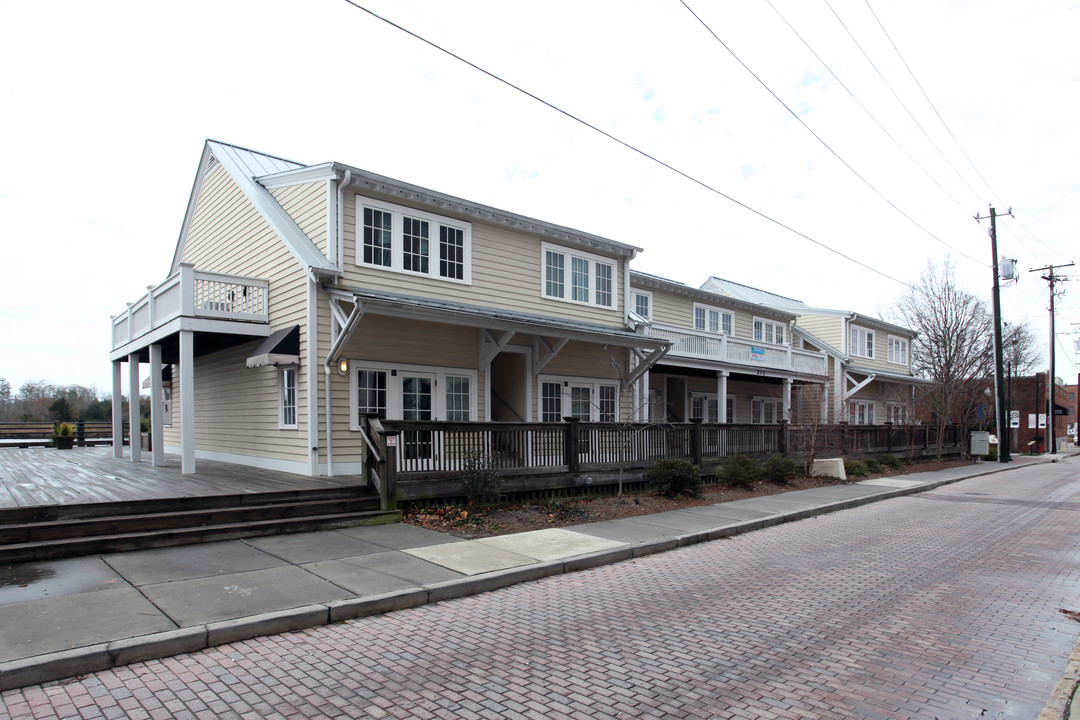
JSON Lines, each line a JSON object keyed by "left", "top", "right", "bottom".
{"left": 691, "top": 418, "right": 703, "bottom": 466}
{"left": 381, "top": 431, "right": 399, "bottom": 512}
{"left": 779, "top": 419, "right": 788, "bottom": 456}
{"left": 564, "top": 417, "right": 580, "bottom": 473}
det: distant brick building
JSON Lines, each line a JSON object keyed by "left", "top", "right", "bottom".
{"left": 1065, "top": 382, "right": 1078, "bottom": 442}
{"left": 1007, "top": 373, "right": 1071, "bottom": 454}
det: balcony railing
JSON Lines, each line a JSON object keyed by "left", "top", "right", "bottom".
{"left": 111, "top": 263, "right": 268, "bottom": 351}
{"left": 645, "top": 324, "right": 828, "bottom": 376}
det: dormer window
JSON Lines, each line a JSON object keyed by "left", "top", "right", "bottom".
{"left": 356, "top": 198, "right": 471, "bottom": 284}
{"left": 849, "top": 325, "right": 874, "bottom": 359}
{"left": 541, "top": 243, "right": 615, "bottom": 309}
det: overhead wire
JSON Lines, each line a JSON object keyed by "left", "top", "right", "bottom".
{"left": 341, "top": 0, "right": 914, "bottom": 289}
{"left": 679, "top": 0, "right": 984, "bottom": 267}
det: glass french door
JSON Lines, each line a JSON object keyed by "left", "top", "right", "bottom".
{"left": 401, "top": 373, "right": 434, "bottom": 462}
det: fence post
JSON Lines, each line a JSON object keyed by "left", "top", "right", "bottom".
{"left": 381, "top": 431, "right": 399, "bottom": 511}
{"left": 839, "top": 421, "right": 848, "bottom": 455}
{"left": 885, "top": 421, "right": 893, "bottom": 453}
{"left": 691, "top": 418, "right": 703, "bottom": 467}
{"left": 76, "top": 420, "right": 86, "bottom": 447}
{"left": 779, "top": 419, "right": 789, "bottom": 456}
{"left": 564, "top": 417, "right": 580, "bottom": 473}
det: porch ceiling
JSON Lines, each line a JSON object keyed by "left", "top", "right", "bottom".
{"left": 117, "top": 328, "right": 266, "bottom": 365}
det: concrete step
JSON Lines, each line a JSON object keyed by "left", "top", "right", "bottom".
{"left": 0, "top": 509, "right": 401, "bottom": 564}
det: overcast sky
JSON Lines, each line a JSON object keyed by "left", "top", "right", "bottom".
{"left": 2, "top": 0, "right": 1078, "bottom": 397}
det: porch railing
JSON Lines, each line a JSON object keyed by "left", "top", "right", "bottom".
{"left": 374, "top": 419, "right": 966, "bottom": 495}
{"left": 111, "top": 263, "right": 269, "bottom": 350}
{"left": 645, "top": 324, "right": 827, "bottom": 376}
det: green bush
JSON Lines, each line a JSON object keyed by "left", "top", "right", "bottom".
{"left": 458, "top": 452, "right": 503, "bottom": 505}
{"left": 644, "top": 459, "right": 703, "bottom": 498}
{"left": 987, "top": 447, "right": 998, "bottom": 461}
{"left": 863, "top": 458, "right": 882, "bottom": 473}
{"left": 844, "top": 459, "right": 869, "bottom": 477}
{"left": 762, "top": 453, "right": 799, "bottom": 484}
{"left": 716, "top": 454, "right": 762, "bottom": 489}
{"left": 880, "top": 453, "right": 902, "bottom": 470}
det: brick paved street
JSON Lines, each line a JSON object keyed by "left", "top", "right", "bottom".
{"left": 4, "top": 461, "right": 1080, "bottom": 720}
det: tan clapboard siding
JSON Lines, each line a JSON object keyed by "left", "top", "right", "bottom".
{"left": 341, "top": 192, "right": 624, "bottom": 327}
{"left": 271, "top": 181, "right": 328, "bottom": 256}
{"left": 646, "top": 286, "right": 766, "bottom": 343}
{"left": 795, "top": 314, "right": 842, "bottom": 350}
{"left": 176, "top": 164, "right": 313, "bottom": 466}
{"left": 540, "top": 340, "right": 626, "bottom": 381}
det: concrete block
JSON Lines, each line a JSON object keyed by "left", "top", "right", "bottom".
{"left": 425, "top": 562, "right": 561, "bottom": 604}
{"left": 109, "top": 627, "right": 208, "bottom": 667}
{"left": 562, "top": 546, "right": 634, "bottom": 573}
{"left": 327, "top": 589, "right": 429, "bottom": 623}
{"left": 206, "top": 605, "right": 329, "bottom": 647}
{"left": 811, "top": 458, "right": 846, "bottom": 480}
{"left": 0, "top": 644, "right": 111, "bottom": 692}
{"left": 632, "top": 538, "right": 679, "bottom": 558}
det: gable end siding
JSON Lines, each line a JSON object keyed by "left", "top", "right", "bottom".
{"left": 271, "top": 181, "right": 328, "bottom": 257}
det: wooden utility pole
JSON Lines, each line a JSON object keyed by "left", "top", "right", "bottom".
{"left": 1030, "top": 261, "right": 1073, "bottom": 454}
{"left": 976, "top": 206, "right": 1012, "bottom": 462}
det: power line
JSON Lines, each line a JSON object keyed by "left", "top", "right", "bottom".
{"left": 341, "top": 0, "right": 914, "bottom": 289}
{"left": 764, "top": 0, "right": 971, "bottom": 215}
{"left": 823, "top": 0, "right": 987, "bottom": 205}
{"left": 680, "top": 0, "right": 984, "bottom": 267}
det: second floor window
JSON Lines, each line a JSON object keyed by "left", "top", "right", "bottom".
{"left": 850, "top": 326, "right": 874, "bottom": 359}
{"left": 356, "top": 198, "right": 471, "bottom": 284}
{"left": 632, "top": 291, "right": 651, "bottom": 320}
{"left": 753, "top": 318, "right": 785, "bottom": 345}
{"left": 542, "top": 243, "right": 615, "bottom": 309}
{"left": 694, "top": 304, "right": 732, "bottom": 334}
{"left": 887, "top": 335, "right": 909, "bottom": 365}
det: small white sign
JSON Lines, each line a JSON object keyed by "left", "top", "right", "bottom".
{"left": 1029, "top": 414, "right": 1037, "bottom": 429}
{"left": 1009, "top": 410, "right": 1020, "bottom": 429}
{"left": 1039, "top": 414, "right": 1047, "bottom": 429}
{"left": 386, "top": 436, "right": 397, "bottom": 447}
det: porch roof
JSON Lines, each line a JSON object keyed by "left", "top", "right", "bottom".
{"left": 846, "top": 364, "right": 934, "bottom": 385}
{"left": 326, "top": 286, "right": 670, "bottom": 350}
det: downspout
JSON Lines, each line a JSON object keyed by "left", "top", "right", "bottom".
{"left": 323, "top": 170, "right": 351, "bottom": 476}
{"left": 306, "top": 270, "right": 320, "bottom": 476}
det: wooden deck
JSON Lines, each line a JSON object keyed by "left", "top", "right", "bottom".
{"left": 0, "top": 447, "right": 365, "bottom": 509}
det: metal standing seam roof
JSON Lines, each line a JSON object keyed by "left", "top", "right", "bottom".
{"left": 328, "top": 285, "right": 669, "bottom": 348}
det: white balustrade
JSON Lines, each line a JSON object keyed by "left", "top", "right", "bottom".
{"left": 647, "top": 323, "right": 827, "bottom": 376}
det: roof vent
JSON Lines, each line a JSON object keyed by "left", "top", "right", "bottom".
{"left": 205, "top": 155, "right": 218, "bottom": 174}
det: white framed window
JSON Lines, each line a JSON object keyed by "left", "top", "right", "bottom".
{"left": 848, "top": 400, "right": 875, "bottom": 425}
{"left": 279, "top": 365, "right": 298, "bottom": 429}
{"left": 356, "top": 197, "right": 472, "bottom": 284}
{"left": 753, "top": 317, "right": 785, "bottom": 345}
{"left": 693, "top": 304, "right": 733, "bottom": 335}
{"left": 690, "top": 393, "right": 720, "bottom": 423}
{"left": 632, "top": 290, "right": 652, "bottom": 320}
{"left": 349, "top": 361, "right": 477, "bottom": 429}
{"left": 541, "top": 243, "right": 616, "bottom": 309}
{"left": 849, "top": 325, "right": 874, "bottom": 359}
{"left": 886, "top": 402, "right": 907, "bottom": 424}
{"left": 750, "top": 397, "right": 784, "bottom": 424}
{"left": 726, "top": 394, "right": 735, "bottom": 424}
{"left": 887, "top": 335, "right": 909, "bottom": 365}
{"left": 538, "top": 375, "right": 619, "bottom": 422}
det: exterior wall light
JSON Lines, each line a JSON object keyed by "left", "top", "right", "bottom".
{"left": 338, "top": 359, "right": 348, "bottom": 376}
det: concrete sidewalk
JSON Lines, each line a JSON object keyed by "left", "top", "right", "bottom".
{"left": 0, "top": 456, "right": 1061, "bottom": 692}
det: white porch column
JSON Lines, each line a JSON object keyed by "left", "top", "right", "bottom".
{"left": 111, "top": 360, "right": 124, "bottom": 458}
{"left": 127, "top": 354, "right": 141, "bottom": 463}
{"left": 149, "top": 344, "right": 165, "bottom": 467}
{"left": 717, "top": 371, "right": 729, "bottom": 423}
{"left": 180, "top": 329, "right": 196, "bottom": 474}
{"left": 821, "top": 381, "right": 830, "bottom": 423}
{"left": 833, "top": 359, "right": 844, "bottom": 422}
{"left": 640, "top": 369, "right": 651, "bottom": 422}
{"left": 783, "top": 378, "right": 793, "bottom": 421}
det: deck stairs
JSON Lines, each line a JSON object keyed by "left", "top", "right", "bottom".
{"left": 0, "top": 485, "right": 398, "bottom": 564}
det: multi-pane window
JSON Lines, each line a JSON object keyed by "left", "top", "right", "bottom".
{"left": 541, "top": 243, "right": 615, "bottom": 308}
{"left": 356, "top": 369, "right": 387, "bottom": 422}
{"left": 356, "top": 198, "right": 470, "bottom": 283}
{"left": 887, "top": 335, "right": 908, "bottom": 365}
{"left": 571, "top": 257, "right": 590, "bottom": 302}
{"left": 402, "top": 216, "right": 429, "bottom": 274}
{"left": 849, "top": 326, "right": 874, "bottom": 359}
{"left": 726, "top": 395, "right": 735, "bottom": 423}
{"left": 694, "top": 304, "right": 732, "bottom": 334}
{"left": 751, "top": 397, "right": 783, "bottom": 424}
{"left": 887, "top": 402, "right": 906, "bottom": 424}
{"left": 541, "top": 382, "right": 563, "bottom": 422}
{"left": 351, "top": 363, "right": 476, "bottom": 429}
{"left": 362, "top": 208, "right": 392, "bottom": 267}
{"left": 439, "top": 226, "right": 464, "bottom": 280}
{"left": 753, "top": 318, "right": 785, "bottom": 345}
{"left": 690, "top": 394, "right": 720, "bottom": 423}
{"left": 849, "top": 400, "right": 875, "bottom": 425}
{"left": 599, "top": 385, "right": 617, "bottom": 422}
{"left": 633, "top": 291, "right": 651, "bottom": 319}
{"left": 445, "top": 375, "right": 471, "bottom": 421}
{"left": 595, "top": 264, "right": 612, "bottom": 307}
{"left": 279, "top": 366, "right": 297, "bottom": 429}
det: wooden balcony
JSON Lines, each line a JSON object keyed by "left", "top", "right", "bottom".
{"left": 111, "top": 263, "right": 269, "bottom": 352}
{"left": 645, "top": 323, "right": 827, "bottom": 376}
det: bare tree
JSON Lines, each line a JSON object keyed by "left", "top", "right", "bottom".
{"left": 891, "top": 258, "right": 993, "bottom": 459}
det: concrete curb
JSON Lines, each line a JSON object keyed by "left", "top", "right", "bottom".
{"left": 1041, "top": 634, "right": 1080, "bottom": 720}
{"left": 0, "top": 457, "right": 1061, "bottom": 693}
